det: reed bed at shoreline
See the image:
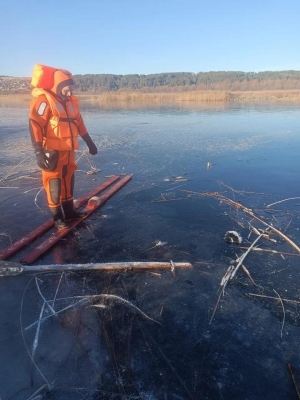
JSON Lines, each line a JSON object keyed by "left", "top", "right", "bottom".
{"left": 81, "top": 90, "right": 232, "bottom": 102}
{"left": 1, "top": 89, "right": 300, "bottom": 106}
{"left": 232, "top": 90, "right": 300, "bottom": 101}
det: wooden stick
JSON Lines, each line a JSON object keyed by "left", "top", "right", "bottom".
{"left": 0, "top": 260, "right": 192, "bottom": 276}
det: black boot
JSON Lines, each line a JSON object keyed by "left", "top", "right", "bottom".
{"left": 62, "top": 200, "right": 87, "bottom": 220}
{"left": 49, "top": 206, "right": 68, "bottom": 230}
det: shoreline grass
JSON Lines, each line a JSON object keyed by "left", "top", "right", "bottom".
{"left": 1, "top": 90, "right": 300, "bottom": 106}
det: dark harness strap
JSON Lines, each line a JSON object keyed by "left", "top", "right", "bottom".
{"left": 58, "top": 117, "right": 76, "bottom": 123}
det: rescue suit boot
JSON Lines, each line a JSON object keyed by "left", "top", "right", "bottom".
{"left": 49, "top": 206, "right": 68, "bottom": 230}
{"left": 62, "top": 200, "right": 87, "bottom": 220}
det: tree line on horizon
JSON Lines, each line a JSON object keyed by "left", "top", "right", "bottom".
{"left": 73, "top": 70, "right": 300, "bottom": 92}
{"left": 2, "top": 70, "right": 300, "bottom": 93}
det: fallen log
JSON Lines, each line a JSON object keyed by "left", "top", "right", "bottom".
{"left": 0, "top": 260, "right": 192, "bottom": 277}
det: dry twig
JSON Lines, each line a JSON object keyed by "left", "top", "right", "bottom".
{"left": 25, "top": 292, "right": 159, "bottom": 332}
{"left": 287, "top": 363, "right": 300, "bottom": 400}
{"left": 266, "top": 197, "right": 300, "bottom": 208}
{"left": 0, "top": 155, "right": 31, "bottom": 183}
{"left": 26, "top": 384, "right": 49, "bottom": 400}
{"left": 0, "top": 232, "right": 12, "bottom": 245}
{"left": 90, "top": 293, "right": 160, "bottom": 324}
{"left": 241, "top": 264, "right": 256, "bottom": 285}
{"left": 273, "top": 289, "right": 286, "bottom": 338}
{"left": 34, "top": 187, "right": 44, "bottom": 210}
{"left": 35, "top": 278, "right": 58, "bottom": 317}
{"left": 141, "top": 240, "right": 167, "bottom": 253}
{"left": 209, "top": 291, "right": 223, "bottom": 325}
{"left": 248, "top": 293, "right": 300, "bottom": 305}
{"left": 228, "top": 234, "right": 262, "bottom": 287}
{"left": 20, "top": 276, "right": 50, "bottom": 386}
{"left": 150, "top": 197, "right": 189, "bottom": 203}
{"left": 183, "top": 190, "right": 300, "bottom": 253}
{"left": 210, "top": 232, "right": 263, "bottom": 324}
{"left": 239, "top": 247, "right": 300, "bottom": 257}
{"left": 31, "top": 302, "right": 45, "bottom": 359}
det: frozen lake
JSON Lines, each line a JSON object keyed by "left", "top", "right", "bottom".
{"left": 0, "top": 101, "right": 300, "bottom": 399}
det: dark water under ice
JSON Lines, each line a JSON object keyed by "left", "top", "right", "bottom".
{"left": 0, "top": 101, "right": 300, "bottom": 399}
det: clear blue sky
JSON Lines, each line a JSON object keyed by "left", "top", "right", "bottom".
{"left": 1, "top": 0, "right": 300, "bottom": 77}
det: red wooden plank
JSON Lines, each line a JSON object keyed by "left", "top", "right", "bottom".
{"left": 0, "top": 176, "right": 120, "bottom": 260}
{"left": 21, "top": 175, "right": 132, "bottom": 264}
{"left": 75, "top": 175, "right": 120, "bottom": 207}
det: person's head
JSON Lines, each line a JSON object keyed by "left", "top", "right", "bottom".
{"left": 52, "top": 69, "right": 75, "bottom": 101}
{"left": 61, "top": 84, "right": 75, "bottom": 98}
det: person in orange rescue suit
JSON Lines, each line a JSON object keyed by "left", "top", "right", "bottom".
{"left": 29, "top": 69, "right": 98, "bottom": 229}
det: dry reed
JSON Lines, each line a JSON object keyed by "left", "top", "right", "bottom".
{"left": 3, "top": 89, "right": 300, "bottom": 107}
{"left": 79, "top": 90, "right": 232, "bottom": 103}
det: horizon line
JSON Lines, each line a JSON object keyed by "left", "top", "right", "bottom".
{"left": 1, "top": 69, "right": 300, "bottom": 79}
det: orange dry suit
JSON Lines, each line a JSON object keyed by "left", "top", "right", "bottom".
{"left": 29, "top": 68, "right": 97, "bottom": 224}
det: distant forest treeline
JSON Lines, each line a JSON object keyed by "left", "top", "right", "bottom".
{"left": 73, "top": 70, "right": 300, "bottom": 92}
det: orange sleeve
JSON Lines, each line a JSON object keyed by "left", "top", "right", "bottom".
{"left": 76, "top": 113, "right": 88, "bottom": 137}
{"left": 29, "top": 95, "right": 51, "bottom": 149}
{"left": 72, "top": 96, "right": 88, "bottom": 137}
